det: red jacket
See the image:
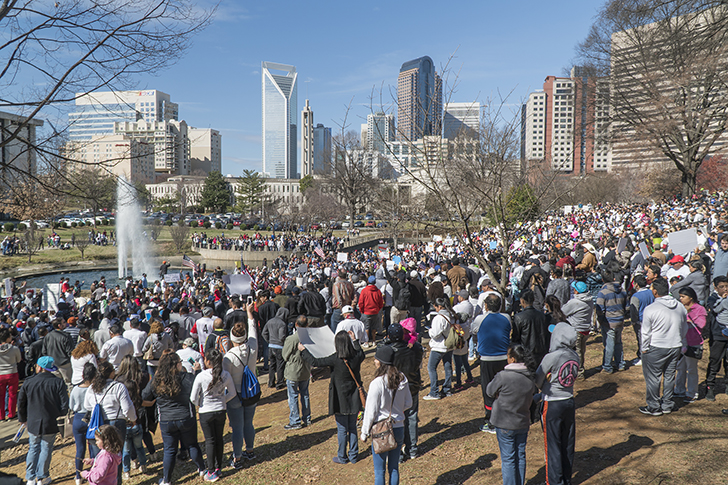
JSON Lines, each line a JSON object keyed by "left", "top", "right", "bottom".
{"left": 358, "top": 284, "right": 384, "bottom": 316}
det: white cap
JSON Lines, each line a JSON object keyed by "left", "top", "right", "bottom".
{"left": 342, "top": 305, "right": 354, "bottom": 314}
{"left": 410, "top": 270, "right": 418, "bottom": 278}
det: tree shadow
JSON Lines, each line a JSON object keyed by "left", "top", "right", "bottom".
{"left": 418, "top": 418, "right": 483, "bottom": 455}
{"left": 575, "top": 381, "right": 619, "bottom": 409}
{"left": 258, "top": 387, "right": 289, "bottom": 405}
{"left": 526, "top": 434, "right": 654, "bottom": 485}
{"left": 435, "top": 453, "right": 497, "bottom": 484}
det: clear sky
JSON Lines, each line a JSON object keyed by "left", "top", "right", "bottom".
{"left": 132, "top": 0, "right": 602, "bottom": 176}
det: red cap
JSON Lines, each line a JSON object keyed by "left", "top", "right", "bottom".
{"left": 669, "top": 255, "right": 684, "bottom": 264}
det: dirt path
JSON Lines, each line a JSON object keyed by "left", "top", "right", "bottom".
{"left": 2, "top": 329, "right": 728, "bottom": 484}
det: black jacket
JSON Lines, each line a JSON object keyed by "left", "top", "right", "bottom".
{"left": 257, "top": 300, "right": 280, "bottom": 330}
{"left": 142, "top": 372, "right": 197, "bottom": 422}
{"left": 224, "top": 309, "right": 247, "bottom": 330}
{"left": 298, "top": 291, "right": 327, "bottom": 318}
{"left": 388, "top": 340, "right": 423, "bottom": 396}
{"left": 302, "top": 341, "right": 365, "bottom": 415}
{"left": 285, "top": 295, "right": 301, "bottom": 324}
{"left": 18, "top": 371, "right": 68, "bottom": 435}
{"left": 512, "top": 306, "right": 551, "bottom": 364}
{"left": 409, "top": 279, "right": 427, "bottom": 308}
{"left": 42, "top": 329, "right": 74, "bottom": 366}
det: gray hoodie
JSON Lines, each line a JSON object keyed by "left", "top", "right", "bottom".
{"left": 536, "top": 323, "right": 579, "bottom": 402}
{"left": 486, "top": 363, "right": 536, "bottom": 430}
{"left": 0, "top": 342, "right": 22, "bottom": 375}
{"left": 641, "top": 295, "right": 687, "bottom": 351}
{"left": 562, "top": 292, "right": 594, "bottom": 333}
{"left": 263, "top": 307, "right": 289, "bottom": 349}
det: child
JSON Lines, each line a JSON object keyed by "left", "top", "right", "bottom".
{"left": 82, "top": 425, "right": 123, "bottom": 485}
{"left": 400, "top": 317, "right": 419, "bottom": 346}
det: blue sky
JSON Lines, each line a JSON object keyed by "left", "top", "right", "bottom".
{"left": 134, "top": 1, "right": 602, "bottom": 175}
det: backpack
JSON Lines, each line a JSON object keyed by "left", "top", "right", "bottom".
{"left": 214, "top": 333, "right": 231, "bottom": 355}
{"left": 86, "top": 383, "right": 116, "bottom": 439}
{"left": 395, "top": 284, "right": 411, "bottom": 310}
{"left": 445, "top": 323, "right": 466, "bottom": 351}
{"left": 231, "top": 350, "right": 261, "bottom": 406}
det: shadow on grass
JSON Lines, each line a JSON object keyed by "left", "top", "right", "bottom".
{"left": 418, "top": 417, "right": 483, "bottom": 455}
{"left": 435, "top": 453, "right": 497, "bottom": 484}
{"left": 526, "top": 433, "right": 654, "bottom": 485}
{"left": 575, "top": 381, "right": 619, "bottom": 409}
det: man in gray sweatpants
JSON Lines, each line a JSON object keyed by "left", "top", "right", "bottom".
{"left": 639, "top": 278, "right": 687, "bottom": 416}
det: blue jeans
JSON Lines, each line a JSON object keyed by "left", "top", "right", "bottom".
{"left": 601, "top": 324, "right": 625, "bottom": 372}
{"left": 287, "top": 379, "right": 311, "bottom": 426}
{"left": 403, "top": 396, "right": 418, "bottom": 457}
{"left": 334, "top": 413, "right": 358, "bottom": 463}
{"left": 496, "top": 427, "right": 529, "bottom": 485}
{"left": 373, "top": 426, "right": 405, "bottom": 485}
{"left": 331, "top": 308, "right": 344, "bottom": 332}
{"left": 26, "top": 432, "right": 56, "bottom": 480}
{"left": 427, "top": 350, "right": 453, "bottom": 397}
{"left": 147, "top": 364, "right": 157, "bottom": 378}
{"left": 123, "top": 424, "right": 147, "bottom": 472}
{"left": 159, "top": 417, "right": 205, "bottom": 483}
{"left": 453, "top": 353, "right": 473, "bottom": 385}
{"left": 410, "top": 306, "right": 423, "bottom": 335}
{"left": 227, "top": 399, "right": 256, "bottom": 458}
{"left": 73, "top": 412, "right": 97, "bottom": 479}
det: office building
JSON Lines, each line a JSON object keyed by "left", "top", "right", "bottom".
{"left": 397, "top": 56, "right": 442, "bottom": 141}
{"left": 262, "top": 61, "right": 298, "bottom": 179}
{"left": 114, "top": 120, "right": 189, "bottom": 176}
{"left": 65, "top": 134, "right": 155, "bottom": 184}
{"left": 443, "top": 102, "right": 480, "bottom": 139}
{"left": 301, "top": 100, "right": 314, "bottom": 177}
{"left": 0, "top": 111, "right": 44, "bottom": 187}
{"left": 69, "top": 90, "right": 178, "bottom": 141}
{"left": 313, "top": 123, "right": 332, "bottom": 174}
{"left": 188, "top": 127, "right": 222, "bottom": 174}
{"left": 366, "top": 111, "right": 395, "bottom": 153}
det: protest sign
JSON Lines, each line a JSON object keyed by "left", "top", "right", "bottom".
{"left": 667, "top": 228, "right": 698, "bottom": 256}
{"left": 42, "top": 283, "right": 61, "bottom": 311}
{"left": 227, "top": 274, "right": 252, "bottom": 296}
{"left": 163, "top": 273, "right": 180, "bottom": 283}
{"left": 297, "top": 326, "right": 336, "bottom": 358}
{"left": 337, "top": 252, "right": 348, "bottom": 262}
{"left": 638, "top": 242, "right": 650, "bottom": 260}
{"left": 617, "top": 238, "right": 628, "bottom": 254}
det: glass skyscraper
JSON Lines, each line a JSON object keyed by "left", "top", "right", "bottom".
{"left": 262, "top": 62, "right": 298, "bottom": 179}
{"left": 397, "top": 56, "right": 442, "bottom": 142}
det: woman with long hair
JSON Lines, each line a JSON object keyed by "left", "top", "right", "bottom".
{"left": 141, "top": 352, "right": 205, "bottom": 485}
{"left": 544, "top": 295, "right": 568, "bottom": 333}
{"left": 222, "top": 302, "right": 258, "bottom": 468}
{"left": 299, "top": 330, "right": 365, "bottom": 465}
{"left": 191, "top": 349, "right": 235, "bottom": 482}
{"left": 530, "top": 273, "right": 546, "bottom": 312}
{"left": 83, "top": 361, "right": 136, "bottom": 485}
{"left": 71, "top": 329, "right": 98, "bottom": 386}
{"left": 69, "top": 362, "right": 97, "bottom": 485}
{"left": 142, "top": 320, "right": 174, "bottom": 378}
{"left": 115, "top": 355, "right": 149, "bottom": 478}
{"left": 486, "top": 344, "right": 537, "bottom": 485}
{"left": 676, "top": 287, "right": 706, "bottom": 403}
{"left": 0, "top": 327, "right": 21, "bottom": 420}
{"left": 360, "top": 346, "right": 412, "bottom": 485}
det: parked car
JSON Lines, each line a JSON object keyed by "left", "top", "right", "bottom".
{"left": 365, "top": 221, "right": 375, "bottom": 227}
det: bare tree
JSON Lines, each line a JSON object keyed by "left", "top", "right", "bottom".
{"left": 75, "top": 235, "right": 91, "bottom": 260}
{"left": 169, "top": 222, "right": 191, "bottom": 253}
{"left": 576, "top": 0, "right": 728, "bottom": 196}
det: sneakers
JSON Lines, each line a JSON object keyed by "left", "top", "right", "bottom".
{"left": 159, "top": 480, "right": 171, "bottom": 485}
{"left": 722, "top": 409, "right": 728, "bottom": 415}
{"left": 706, "top": 387, "right": 716, "bottom": 401}
{"left": 662, "top": 408, "right": 672, "bottom": 415}
{"left": 131, "top": 460, "right": 139, "bottom": 470}
{"left": 75, "top": 480, "right": 82, "bottom": 485}
{"left": 453, "top": 383, "right": 463, "bottom": 391}
{"left": 122, "top": 472, "right": 130, "bottom": 481}
{"left": 423, "top": 394, "right": 441, "bottom": 401}
{"left": 601, "top": 368, "right": 614, "bottom": 374}
{"left": 140, "top": 465, "right": 148, "bottom": 474}
{"left": 464, "top": 379, "right": 475, "bottom": 387}
{"left": 638, "top": 406, "right": 663, "bottom": 416}
{"left": 27, "top": 480, "right": 36, "bottom": 485}
{"left": 683, "top": 394, "right": 698, "bottom": 404}
{"left": 632, "top": 358, "right": 642, "bottom": 366}
{"left": 332, "top": 457, "right": 348, "bottom": 465}
{"left": 443, "top": 392, "right": 453, "bottom": 398}
{"left": 39, "top": 479, "right": 52, "bottom": 485}
{"left": 480, "top": 423, "right": 496, "bottom": 434}
{"left": 242, "top": 450, "right": 256, "bottom": 460}
{"left": 230, "top": 457, "right": 244, "bottom": 470}
{"left": 203, "top": 470, "right": 219, "bottom": 482}
{"left": 198, "top": 469, "right": 207, "bottom": 478}
{"left": 284, "top": 423, "right": 302, "bottom": 430}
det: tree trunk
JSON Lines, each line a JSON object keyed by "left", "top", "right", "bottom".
{"left": 681, "top": 168, "right": 696, "bottom": 198}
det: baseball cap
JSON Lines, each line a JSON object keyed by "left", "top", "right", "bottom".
{"left": 669, "top": 255, "right": 684, "bottom": 264}
{"left": 368, "top": 275, "right": 376, "bottom": 284}
{"left": 202, "top": 307, "right": 214, "bottom": 316}
{"left": 183, "top": 337, "right": 196, "bottom": 347}
{"left": 571, "top": 281, "right": 588, "bottom": 293}
{"left": 342, "top": 305, "right": 354, "bottom": 314}
{"left": 410, "top": 270, "right": 418, "bottom": 279}
{"left": 375, "top": 345, "right": 395, "bottom": 366}
{"left": 37, "top": 356, "right": 58, "bottom": 372}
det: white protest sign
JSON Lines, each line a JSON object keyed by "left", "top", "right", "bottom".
{"left": 397, "top": 244, "right": 404, "bottom": 249}
{"left": 667, "top": 228, "right": 698, "bottom": 256}
{"left": 3, "top": 278, "right": 11, "bottom": 298}
{"left": 386, "top": 260, "right": 395, "bottom": 271}
{"left": 164, "top": 273, "right": 180, "bottom": 283}
{"left": 297, "top": 326, "right": 336, "bottom": 359}
{"left": 426, "top": 242, "right": 435, "bottom": 253}
{"left": 433, "top": 235, "right": 442, "bottom": 242}
{"left": 617, "top": 238, "right": 628, "bottom": 254}
{"left": 227, "top": 274, "right": 252, "bottom": 296}
{"left": 379, "top": 250, "right": 390, "bottom": 260}
{"left": 638, "top": 242, "right": 651, "bottom": 260}
{"left": 337, "top": 252, "right": 348, "bottom": 263}
{"left": 42, "top": 283, "right": 61, "bottom": 311}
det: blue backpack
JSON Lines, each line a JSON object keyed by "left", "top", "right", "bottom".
{"left": 86, "top": 383, "right": 116, "bottom": 439}
{"left": 231, "top": 351, "right": 261, "bottom": 406}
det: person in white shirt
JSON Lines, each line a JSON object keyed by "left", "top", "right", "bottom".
{"left": 122, "top": 317, "right": 147, "bottom": 365}
{"left": 191, "top": 307, "right": 215, "bottom": 354}
{"left": 336, "top": 305, "right": 368, "bottom": 346}
{"left": 662, "top": 255, "right": 691, "bottom": 286}
{"left": 99, "top": 325, "right": 134, "bottom": 370}
{"left": 177, "top": 338, "right": 205, "bottom": 373}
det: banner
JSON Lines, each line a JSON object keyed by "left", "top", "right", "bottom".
{"left": 667, "top": 228, "right": 698, "bottom": 256}
{"left": 163, "top": 273, "right": 180, "bottom": 283}
{"left": 337, "top": 252, "right": 348, "bottom": 262}
{"left": 296, "top": 326, "right": 336, "bottom": 359}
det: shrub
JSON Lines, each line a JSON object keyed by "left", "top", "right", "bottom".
{"left": 102, "top": 219, "right": 109, "bottom": 226}
{"left": 214, "top": 222, "right": 222, "bottom": 229}
{"left": 16, "top": 223, "right": 26, "bottom": 231}
{"left": 53, "top": 222, "right": 61, "bottom": 229}
{"left": 203, "top": 221, "right": 211, "bottom": 229}
{"left": 166, "top": 220, "right": 173, "bottom": 226}
{"left": 189, "top": 221, "right": 196, "bottom": 227}
{"left": 3, "top": 222, "right": 14, "bottom": 232}
{"left": 226, "top": 223, "right": 233, "bottom": 230}
{"left": 253, "top": 224, "right": 260, "bottom": 231}
{"left": 78, "top": 221, "right": 85, "bottom": 227}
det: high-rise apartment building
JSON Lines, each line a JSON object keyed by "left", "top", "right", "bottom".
{"left": 69, "top": 90, "right": 178, "bottom": 141}
{"left": 65, "top": 134, "right": 155, "bottom": 184}
{"left": 443, "top": 102, "right": 480, "bottom": 139}
{"left": 521, "top": 92, "right": 547, "bottom": 162}
{"left": 188, "top": 128, "right": 222, "bottom": 174}
{"left": 366, "top": 111, "right": 395, "bottom": 153}
{"left": 114, "top": 120, "right": 189, "bottom": 176}
{"left": 397, "top": 56, "right": 442, "bottom": 142}
{"left": 262, "top": 61, "right": 298, "bottom": 179}
{"left": 313, "top": 123, "right": 332, "bottom": 174}
{"left": 301, "top": 100, "right": 314, "bottom": 177}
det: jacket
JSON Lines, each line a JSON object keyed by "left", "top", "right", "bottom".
{"left": 302, "top": 341, "right": 365, "bottom": 415}
{"left": 486, "top": 363, "right": 536, "bottom": 430}
{"left": 142, "top": 372, "right": 197, "bottom": 422}
{"left": 262, "top": 307, "right": 289, "bottom": 348}
{"left": 204, "top": 329, "right": 231, "bottom": 355}
{"left": 669, "top": 269, "right": 708, "bottom": 303}
{"left": 358, "top": 284, "right": 384, "bottom": 316}
{"left": 387, "top": 340, "right": 423, "bottom": 395}
{"left": 576, "top": 251, "right": 597, "bottom": 272}
{"left": 282, "top": 331, "right": 311, "bottom": 381}
{"left": 596, "top": 282, "right": 627, "bottom": 328}
{"left": 706, "top": 292, "right": 728, "bottom": 341}
{"left": 536, "top": 323, "right": 579, "bottom": 401}
{"left": 18, "top": 371, "right": 69, "bottom": 435}
{"left": 641, "top": 295, "right": 687, "bottom": 351}
{"left": 360, "top": 375, "right": 412, "bottom": 440}
{"left": 428, "top": 310, "right": 452, "bottom": 352}
{"left": 332, "top": 278, "right": 355, "bottom": 309}
{"left": 630, "top": 288, "right": 655, "bottom": 324}
{"left": 408, "top": 279, "right": 427, "bottom": 307}
{"left": 477, "top": 312, "right": 511, "bottom": 360}
{"left": 0, "top": 343, "right": 22, "bottom": 375}
{"left": 546, "top": 278, "right": 571, "bottom": 306}
{"left": 562, "top": 293, "right": 594, "bottom": 333}
{"left": 42, "top": 328, "right": 74, "bottom": 366}
{"left": 82, "top": 449, "right": 122, "bottom": 485}
{"left": 298, "top": 291, "right": 327, "bottom": 318}
{"left": 447, "top": 265, "right": 467, "bottom": 292}
{"left": 714, "top": 245, "right": 728, "bottom": 279}
{"left": 512, "top": 306, "right": 550, "bottom": 363}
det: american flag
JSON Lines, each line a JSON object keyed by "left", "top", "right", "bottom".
{"left": 241, "top": 266, "right": 258, "bottom": 291}
{"left": 182, "top": 254, "right": 197, "bottom": 270}
{"left": 314, "top": 243, "right": 325, "bottom": 259}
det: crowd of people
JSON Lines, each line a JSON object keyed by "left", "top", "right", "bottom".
{"left": 191, "top": 232, "right": 349, "bottom": 253}
{"left": 1, "top": 191, "right": 728, "bottom": 485}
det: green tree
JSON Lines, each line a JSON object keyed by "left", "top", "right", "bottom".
{"left": 200, "top": 171, "right": 230, "bottom": 213}
{"left": 487, "top": 184, "right": 540, "bottom": 227}
{"left": 299, "top": 174, "right": 314, "bottom": 195}
{"left": 154, "top": 194, "right": 180, "bottom": 213}
{"left": 235, "top": 170, "right": 265, "bottom": 217}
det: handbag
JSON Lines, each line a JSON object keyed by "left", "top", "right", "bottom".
{"left": 684, "top": 320, "right": 704, "bottom": 360}
{"left": 143, "top": 335, "right": 156, "bottom": 360}
{"left": 62, "top": 411, "right": 74, "bottom": 440}
{"left": 344, "top": 360, "right": 367, "bottom": 409}
{"left": 371, "top": 385, "right": 399, "bottom": 454}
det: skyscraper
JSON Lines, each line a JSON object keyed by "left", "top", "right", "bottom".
{"left": 443, "top": 102, "right": 480, "bottom": 139}
{"left": 313, "top": 123, "right": 332, "bottom": 174}
{"left": 301, "top": 99, "right": 314, "bottom": 177}
{"left": 397, "top": 56, "right": 442, "bottom": 141}
{"left": 366, "top": 111, "right": 395, "bottom": 153}
{"left": 262, "top": 61, "right": 298, "bottom": 179}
